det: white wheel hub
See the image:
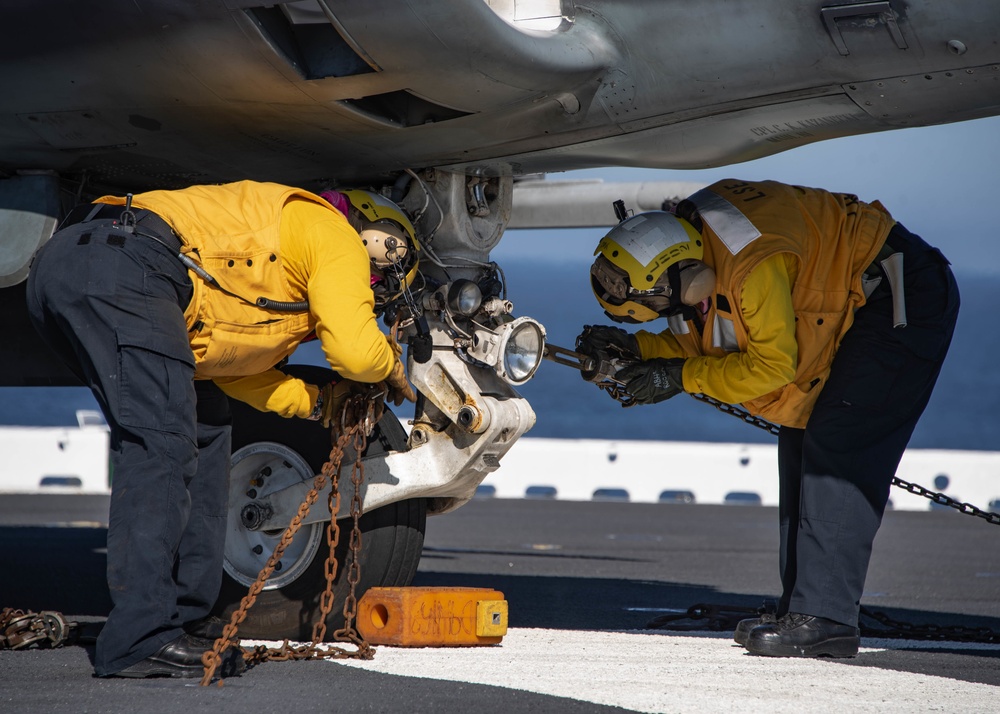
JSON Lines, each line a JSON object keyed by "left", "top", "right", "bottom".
{"left": 223, "top": 441, "right": 324, "bottom": 589}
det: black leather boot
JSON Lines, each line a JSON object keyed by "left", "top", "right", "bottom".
{"left": 744, "top": 613, "right": 859, "bottom": 658}
{"left": 184, "top": 615, "right": 231, "bottom": 641}
{"left": 110, "top": 633, "right": 214, "bottom": 678}
{"left": 110, "top": 632, "right": 244, "bottom": 679}
{"left": 733, "top": 612, "right": 777, "bottom": 646}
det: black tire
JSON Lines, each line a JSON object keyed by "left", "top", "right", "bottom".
{"left": 213, "top": 364, "right": 427, "bottom": 641}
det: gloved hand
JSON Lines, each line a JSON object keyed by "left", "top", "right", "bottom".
{"left": 384, "top": 358, "right": 416, "bottom": 406}
{"left": 382, "top": 332, "right": 416, "bottom": 406}
{"left": 385, "top": 332, "right": 404, "bottom": 360}
{"left": 576, "top": 325, "right": 640, "bottom": 362}
{"left": 616, "top": 358, "right": 686, "bottom": 405}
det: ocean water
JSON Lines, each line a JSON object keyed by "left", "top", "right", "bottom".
{"left": 2, "top": 262, "right": 997, "bottom": 452}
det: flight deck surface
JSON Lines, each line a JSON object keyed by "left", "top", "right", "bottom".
{"left": 2, "top": 495, "right": 997, "bottom": 713}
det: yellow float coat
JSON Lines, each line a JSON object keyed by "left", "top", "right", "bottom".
{"left": 635, "top": 179, "right": 894, "bottom": 428}
{"left": 98, "top": 181, "right": 394, "bottom": 418}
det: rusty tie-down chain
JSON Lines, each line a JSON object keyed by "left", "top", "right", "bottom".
{"left": 200, "top": 391, "right": 382, "bottom": 686}
{"left": 0, "top": 608, "right": 74, "bottom": 650}
{"left": 690, "top": 392, "right": 1000, "bottom": 524}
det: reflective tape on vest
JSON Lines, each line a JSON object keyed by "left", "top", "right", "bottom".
{"left": 667, "top": 313, "right": 690, "bottom": 335}
{"left": 689, "top": 189, "right": 762, "bottom": 256}
{"left": 713, "top": 313, "right": 739, "bottom": 352}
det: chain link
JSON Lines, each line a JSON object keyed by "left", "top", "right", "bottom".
{"left": 889, "top": 476, "right": 1000, "bottom": 525}
{"left": 649, "top": 396, "right": 1000, "bottom": 645}
{"left": 690, "top": 393, "right": 1000, "bottom": 525}
{"left": 555, "top": 341, "right": 998, "bottom": 523}
{"left": 690, "top": 393, "right": 781, "bottom": 435}
{"left": 645, "top": 603, "right": 764, "bottom": 632}
{"left": 596, "top": 379, "right": 636, "bottom": 407}
{"left": 859, "top": 606, "right": 1000, "bottom": 643}
{"left": 564, "top": 347, "right": 1000, "bottom": 644}
{"left": 334, "top": 434, "right": 370, "bottom": 650}
{"left": 200, "top": 393, "right": 382, "bottom": 685}
{"left": 1, "top": 608, "right": 74, "bottom": 650}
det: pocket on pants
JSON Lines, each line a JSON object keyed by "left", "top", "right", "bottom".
{"left": 116, "top": 328, "right": 196, "bottom": 438}
{"left": 827, "top": 345, "right": 904, "bottom": 412}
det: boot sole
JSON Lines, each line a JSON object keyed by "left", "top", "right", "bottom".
{"left": 112, "top": 663, "right": 204, "bottom": 678}
{"left": 746, "top": 636, "right": 859, "bottom": 658}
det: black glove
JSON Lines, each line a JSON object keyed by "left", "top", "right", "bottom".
{"left": 575, "top": 325, "right": 640, "bottom": 361}
{"left": 616, "top": 358, "right": 686, "bottom": 405}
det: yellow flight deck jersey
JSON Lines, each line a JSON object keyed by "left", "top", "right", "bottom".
{"left": 634, "top": 179, "right": 894, "bottom": 428}
{"left": 97, "top": 181, "right": 394, "bottom": 418}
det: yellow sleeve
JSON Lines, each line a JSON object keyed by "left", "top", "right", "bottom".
{"left": 282, "top": 200, "right": 395, "bottom": 383}
{"left": 681, "top": 254, "right": 798, "bottom": 404}
{"left": 634, "top": 329, "right": 687, "bottom": 360}
{"left": 213, "top": 372, "right": 321, "bottom": 418}
{"left": 216, "top": 200, "right": 394, "bottom": 419}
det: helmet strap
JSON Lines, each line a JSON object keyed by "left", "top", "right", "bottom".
{"left": 603, "top": 309, "right": 642, "bottom": 325}
{"left": 665, "top": 302, "right": 699, "bottom": 321}
{"left": 662, "top": 263, "right": 699, "bottom": 321}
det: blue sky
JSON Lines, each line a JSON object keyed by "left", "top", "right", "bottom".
{"left": 494, "top": 115, "right": 1000, "bottom": 276}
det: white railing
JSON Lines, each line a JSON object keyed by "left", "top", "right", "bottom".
{"left": 0, "top": 411, "right": 110, "bottom": 493}
{"left": 482, "top": 437, "right": 1000, "bottom": 512}
{"left": 2, "top": 415, "right": 997, "bottom": 514}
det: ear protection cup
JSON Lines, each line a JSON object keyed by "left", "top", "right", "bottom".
{"left": 678, "top": 261, "right": 716, "bottom": 305}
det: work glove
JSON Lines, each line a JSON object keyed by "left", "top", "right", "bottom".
{"left": 383, "top": 332, "right": 417, "bottom": 406}
{"left": 386, "top": 332, "right": 404, "bottom": 360}
{"left": 576, "top": 325, "right": 640, "bottom": 362}
{"left": 616, "top": 358, "right": 686, "bottom": 405}
{"left": 384, "top": 358, "right": 417, "bottom": 406}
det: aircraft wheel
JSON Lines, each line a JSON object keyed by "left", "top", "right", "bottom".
{"left": 213, "top": 365, "right": 426, "bottom": 641}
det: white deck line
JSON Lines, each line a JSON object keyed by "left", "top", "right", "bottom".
{"left": 246, "top": 628, "right": 1000, "bottom": 713}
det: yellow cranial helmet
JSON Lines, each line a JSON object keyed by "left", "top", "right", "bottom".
{"left": 590, "top": 211, "right": 704, "bottom": 323}
{"left": 339, "top": 189, "right": 421, "bottom": 310}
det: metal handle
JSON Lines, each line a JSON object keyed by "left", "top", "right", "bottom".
{"left": 820, "top": 1, "right": 907, "bottom": 56}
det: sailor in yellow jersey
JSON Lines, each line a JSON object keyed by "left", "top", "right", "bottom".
{"left": 26, "top": 181, "right": 416, "bottom": 678}
{"left": 578, "top": 179, "right": 959, "bottom": 658}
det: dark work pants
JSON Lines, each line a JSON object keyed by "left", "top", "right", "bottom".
{"left": 777, "top": 223, "right": 960, "bottom": 627}
{"left": 26, "top": 219, "right": 232, "bottom": 676}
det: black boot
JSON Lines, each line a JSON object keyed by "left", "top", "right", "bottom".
{"left": 110, "top": 633, "right": 215, "bottom": 678}
{"left": 110, "top": 633, "right": 245, "bottom": 679}
{"left": 733, "top": 612, "right": 777, "bottom": 646}
{"left": 744, "top": 613, "right": 859, "bottom": 658}
{"left": 184, "top": 615, "right": 231, "bottom": 641}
